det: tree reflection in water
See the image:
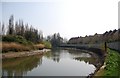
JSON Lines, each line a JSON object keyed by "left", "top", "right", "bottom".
{"left": 2, "top": 55, "right": 43, "bottom": 76}
{"left": 68, "top": 49, "right": 101, "bottom": 68}
{"left": 44, "top": 49, "right": 101, "bottom": 68}
{"left": 2, "top": 49, "right": 100, "bottom": 76}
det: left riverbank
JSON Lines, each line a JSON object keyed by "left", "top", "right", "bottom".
{"left": 1, "top": 35, "right": 52, "bottom": 59}
{"left": 1, "top": 49, "right": 51, "bottom": 59}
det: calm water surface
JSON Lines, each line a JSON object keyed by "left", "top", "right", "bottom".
{"left": 2, "top": 48, "right": 99, "bottom": 76}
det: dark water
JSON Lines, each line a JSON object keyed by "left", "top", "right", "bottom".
{"left": 2, "top": 49, "right": 100, "bottom": 76}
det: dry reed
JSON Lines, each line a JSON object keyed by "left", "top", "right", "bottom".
{"left": 2, "top": 42, "right": 30, "bottom": 52}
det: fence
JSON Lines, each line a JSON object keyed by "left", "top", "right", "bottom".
{"left": 60, "top": 41, "right": 120, "bottom": 52}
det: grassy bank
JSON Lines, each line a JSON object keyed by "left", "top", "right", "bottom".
{"left": 1, "top": 35, "right": 52, "bottom": 53}
{"left": 1, "top": 42, "right": 47, "bottom": 52}
{"left": 95, "top": 48, "right": 120, "bottom": 77}
{"left": 104, "top": 49, "right": 120, "bottom": 77}
{"left": 2, "top": 42, "right": 31, "bottom": 52}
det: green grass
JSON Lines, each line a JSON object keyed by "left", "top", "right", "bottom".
{"left": 42, "top": 41, "right": 52, "bottom": 49}
{"left": 104, "top": 48, "right": 120, "bottom": 77}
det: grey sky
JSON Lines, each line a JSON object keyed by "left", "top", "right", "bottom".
{"left": 1, "top": 0, "right": 119, "bottom": 39}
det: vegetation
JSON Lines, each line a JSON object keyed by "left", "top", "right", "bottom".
{"left": 42, "top": 41, "right": 52, "bottom": 49}
{"left": 2, "top": 35, "right": 32, "bottom": 45}
{"left": 1, "top": 34, "right": 48, "bottom": 52}
{"left": 2, "top": 15, "right": 43, "bottom": 43}
{"left": 1, "top": 15, "right": 46, "bottom": 52}
{"left": 33, "top": 44, "right": 45, "bottom": 50}
{"left": 46, "top": 33, "right": 67, "bottom": 47}
{"left": 1, "top": 15, "right": 67, "bottom": 52}
{"left": 94, "top": 49, "right": 120, "bottom": 77}
{"left": 104, "top": 48, "right": 120, "bottom": 77}
{"left": 2, "top": 42, "right": 31, "bottom": 52}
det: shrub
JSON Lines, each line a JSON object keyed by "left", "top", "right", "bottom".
{"left": 2, "top": 35, "right": 33, "bottom": 45}
{"left": 42, "top": 41, "right": 52, "bottom": 49}
{"left": 2, "top": 35, "right": 16, "bottom": 42}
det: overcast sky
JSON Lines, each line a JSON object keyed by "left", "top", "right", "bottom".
{"left": 1, "top": 0, "right": 119, "bottom": 39}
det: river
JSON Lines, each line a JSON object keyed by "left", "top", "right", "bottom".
{"left": 2, "top": 48, "right": 101, "bottom": 76}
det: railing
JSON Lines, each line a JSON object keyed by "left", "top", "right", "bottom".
{"left": 107, "top": 41, "right": 120, "bottom": 52}
{"left": 60, "top": 41, "right": 120, "bottom": 52}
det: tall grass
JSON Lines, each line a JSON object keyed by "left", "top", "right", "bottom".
{"left": 34, "top": 44, "right": 45, "bottom": 50}
{"left": 1, "top": 42, "right": 47, "bottom": 53}
{"left": 1, "top": 35, "right": 51, "bottom": 53}
{"left": 2, "top": 42, "right": 31, "bottom": 52}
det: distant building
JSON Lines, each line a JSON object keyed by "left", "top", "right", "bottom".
{"left": 68, "top": 29, "right": 120, "bottom": 44}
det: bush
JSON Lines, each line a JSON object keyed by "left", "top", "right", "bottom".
{"left": 42, "top": 41, "right": 52, "bottom": 49}
{"left": 2, "top": 35, "right": 16, "bottom": 42}
{"left": 2, "top": 35, "right": 33, "bottom": 45}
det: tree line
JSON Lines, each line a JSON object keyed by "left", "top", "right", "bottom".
{"left": 1, "top": 15, "right": 43, "bottom": 43}
{"left": 1, "top": 15, "right": 68, "bottom": 46}
{"left": 46, "top": 33, "right": 65, "bottom": 47}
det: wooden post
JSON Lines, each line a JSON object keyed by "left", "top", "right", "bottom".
{"left": 105, "top": 42, "right": 107, "bottom": 52}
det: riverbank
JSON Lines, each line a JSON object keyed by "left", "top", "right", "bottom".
{"left": 81, "top": 48, "right": 106, "bottom": 78}
{"left": 94, "top": 48, "right": 120, "bottom": 77}
{"left": 1, "top": 35, "right": 52, "bottom": 53}
{"left": 1, "top": 49, "right": 51, "bottom": 59}
{"left": 1, "top": 42, "right": 49, "bottom": 53}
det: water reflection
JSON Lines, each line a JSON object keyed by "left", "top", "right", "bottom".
{"left": 2, "top": 55, "right": 43, "bottom": 76}
{"left": 2, "top": 49, "right": 99, "bottom": 76}
{"left": 44, "top": 49, "right": 98, "bottom": 65}
{"left": 68, "top": 50, "right": 99, "bottom": 67}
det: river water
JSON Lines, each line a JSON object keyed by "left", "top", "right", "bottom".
{"left": 2, "top": 48, "right": 100, "bottom": 76}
